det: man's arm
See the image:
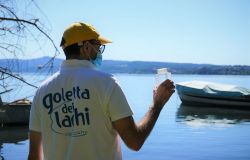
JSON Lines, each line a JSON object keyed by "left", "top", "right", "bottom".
{"left": 113, "top": 79, "right": 175, "bottom": 151}
{"left": 28, "top": 130, "right": 43, "bottom": 160}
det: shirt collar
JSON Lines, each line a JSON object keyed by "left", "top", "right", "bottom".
{"left": 60, "top": 59, "right": 96, "bottom": 70}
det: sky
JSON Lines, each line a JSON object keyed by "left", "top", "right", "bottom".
{"left": 19, "top": 0, "right": 250, "bottom": 65}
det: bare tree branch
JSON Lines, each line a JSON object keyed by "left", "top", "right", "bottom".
{"left": 0, "top": 89, "right": 13, "bottom": 95}
{"left": 0, "top": 1, "right": 60, "bottom": 100}
{"left": 0, "top": 67, "right": 37, "bottom": 88}
{"left": 0, "top": 17, "right": 60, "bottom": 56}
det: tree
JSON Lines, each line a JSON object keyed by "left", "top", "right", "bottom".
{"left": 0, "top": 0, "right": 60, "bottom": 101}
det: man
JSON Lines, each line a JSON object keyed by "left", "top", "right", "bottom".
{"left": 28, "top": 22, "right": 175, "bottom": 160}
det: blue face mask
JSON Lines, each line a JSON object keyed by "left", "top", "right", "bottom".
{"left": 90, "top": 52, "right": 102, "bottom": 68}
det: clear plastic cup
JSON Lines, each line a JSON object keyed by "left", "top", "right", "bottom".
{"left": 155, "top": 68, "right": 171, "bottom": 87}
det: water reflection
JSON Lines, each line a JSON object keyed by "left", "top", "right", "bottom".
{"left": 0, "top": 126, "right": 28, "bottom": 159}
{"left": 176, "top": 103, "right": 250, "bottom": 128}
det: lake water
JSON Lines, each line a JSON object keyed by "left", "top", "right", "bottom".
{"left": 1, "top": 74, "right": 250, "bottom": 160}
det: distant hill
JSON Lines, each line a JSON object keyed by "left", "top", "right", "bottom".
{"left": 0, "top": 56, "right": 250, "bottom": 75}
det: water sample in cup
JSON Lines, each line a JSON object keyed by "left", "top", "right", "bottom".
{"left": 155, "top": 68, "right": 171, "bottom": 87}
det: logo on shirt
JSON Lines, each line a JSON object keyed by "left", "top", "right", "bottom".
{"left": 42, "top": 86, "right": 91, "bottom": 137}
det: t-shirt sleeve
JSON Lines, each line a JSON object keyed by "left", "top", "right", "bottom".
{"left": 108, "top": 80, "right": 133, "bottom": 122}
{"left": 29, "top": 90, "right": 42, "bottom": 132}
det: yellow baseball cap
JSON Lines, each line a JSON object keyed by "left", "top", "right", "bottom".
{"left": 60, "top": 22, "right": 112, "bottom": 49}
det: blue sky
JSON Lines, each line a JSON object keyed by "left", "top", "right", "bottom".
{"left": 23, "top": 0, "right": 250, "bottom": 65}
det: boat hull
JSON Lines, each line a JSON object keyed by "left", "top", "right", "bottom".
{"left": 0, "top": 104, "right": 31, "bottom": 125}
{"left": 178, "top": 92, "right": 250, "bottom": 108}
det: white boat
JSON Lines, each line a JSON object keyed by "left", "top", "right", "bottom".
{"left": 176, "top": 81, "right": 250, "bottom": 108}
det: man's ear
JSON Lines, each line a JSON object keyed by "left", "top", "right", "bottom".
{"left": 81, "top": 41, "right": 92, "bottom": 59}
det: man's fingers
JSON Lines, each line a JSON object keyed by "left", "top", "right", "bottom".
{"left": 161, "top": 80, "right": 175, "bottom": 89}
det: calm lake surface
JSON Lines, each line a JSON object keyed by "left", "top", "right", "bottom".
{"left": 1, "top": 74, "right": 250, "bottom": 160}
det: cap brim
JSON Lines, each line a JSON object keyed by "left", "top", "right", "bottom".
{"left": 98, "top": 36, "right": 112, "bottom": 45}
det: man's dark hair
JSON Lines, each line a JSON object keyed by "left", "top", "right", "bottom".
{"left": 63, "top": 43, "right": 81, "bottom": 59}
{"left": 60, "top": 38, "right": 98, "bottom": 59}
{"left": 60, "top": 37, "right": 82, "bottom": 59}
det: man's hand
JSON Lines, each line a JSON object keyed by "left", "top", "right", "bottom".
{"left": 153, "top": 79, "right": 175, "bottom": 110}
